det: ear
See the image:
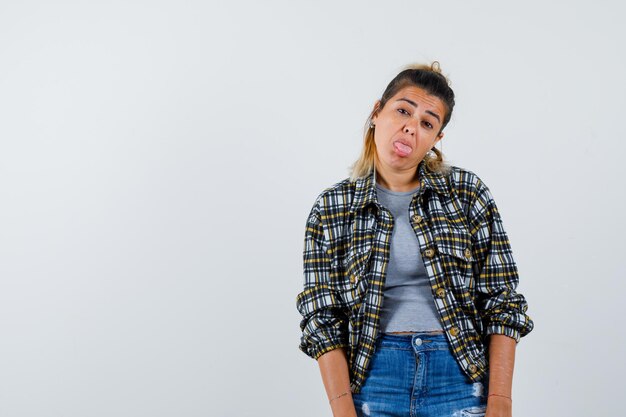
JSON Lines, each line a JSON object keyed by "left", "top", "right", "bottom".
{"left": 435, "top": 131, "right": 445, "bottom": 142}
{"left": 371, "top": 100, "right": 381, "bottom": 122}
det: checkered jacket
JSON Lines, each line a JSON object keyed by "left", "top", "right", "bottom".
{"left": 295, "top": 160, "right": 534, "bottom": 394}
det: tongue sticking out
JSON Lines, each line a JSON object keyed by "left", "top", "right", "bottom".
{"left": 393, "top": 141, "right": 412, "bottom": 157}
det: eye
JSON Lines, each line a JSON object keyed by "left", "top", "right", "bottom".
{"left": 423, "top": 121, "right": 433, "bottom": 129}
{"left": 397, "top": 108, "right": 410, "bottom": 115}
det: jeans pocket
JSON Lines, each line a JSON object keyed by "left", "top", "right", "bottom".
{"left": 460, "top": 405, "right": 486, "bottom": 416}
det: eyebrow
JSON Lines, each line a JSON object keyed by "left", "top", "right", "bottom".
{"left": 395, "top": 97, "right": 441, "bottom": 123}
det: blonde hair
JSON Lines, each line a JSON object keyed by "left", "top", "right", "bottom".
{"left": 349, "top": 62, "right": 454, "bottom": 181}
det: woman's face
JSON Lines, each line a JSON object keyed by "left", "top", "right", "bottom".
{"left": 371, "top": 85, "right": 446, "bottom": 173}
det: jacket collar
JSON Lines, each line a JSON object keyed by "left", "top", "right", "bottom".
{"left": 350, "top": 159, "right": 450, "bottom": 214}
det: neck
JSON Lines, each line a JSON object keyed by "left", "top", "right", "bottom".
{"left": 375, "top": 161, "right": 421, "bottom": 192}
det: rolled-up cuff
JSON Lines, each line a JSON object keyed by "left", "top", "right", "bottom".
{"left": 306, "top": 341, "right": 349, "bottom": 360}
{"left": 485, "top": 323, "right": 522, "bottom": 343}
{"left": 298, "top": 316, "right": 349, "bottom": 360}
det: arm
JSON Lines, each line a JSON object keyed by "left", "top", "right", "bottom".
{"left": 318, "top": 348, "right": 357, "bottom": 417}
{"left": 469, "top": 179, "right": 534, "bottom": 415}
{"left": 486, "top": 334, "right": 515, "bottom": 416}
{"left": 469, "top": 179, "right": 534, "bottom": 343}
{"left": 296, "top": 199, "right": 356, "bottom": 416}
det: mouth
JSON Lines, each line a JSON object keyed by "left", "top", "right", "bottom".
{"left": 393, "top": 139, "right": 413, "bottom": 157}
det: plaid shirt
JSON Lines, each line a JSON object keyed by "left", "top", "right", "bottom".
{"left": 295, "top": 159, "right": 534, "bottom": 394}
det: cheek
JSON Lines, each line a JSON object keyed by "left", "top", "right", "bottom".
{"left": 375, "top": 122, "right": 394, "bottom": 140}
{"left": 373, "top": 137, "right": 389, "bottom": 157}
{"left": 374, "top": 132, "right": 391, "bottom": 149}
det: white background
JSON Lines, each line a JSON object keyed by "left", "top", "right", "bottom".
{"left": 1, "top": 1, "right": 624, "bottom": 416}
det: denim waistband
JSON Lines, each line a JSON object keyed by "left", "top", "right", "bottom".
{"left": 376, "top": 331, "right": 449, "bottom": 351}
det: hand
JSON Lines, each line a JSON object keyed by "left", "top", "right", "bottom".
{"left": 485, "top": 395, "right": 512, "bottom": 417}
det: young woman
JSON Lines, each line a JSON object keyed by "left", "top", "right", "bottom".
{"left": 296, "top": 62, "right": 534, "bottom": 417}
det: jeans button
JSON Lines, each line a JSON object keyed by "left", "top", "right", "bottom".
{"left": 414, "top": 338, "right": 423, "bottom": 346}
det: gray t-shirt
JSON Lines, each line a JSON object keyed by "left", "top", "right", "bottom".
{"left": 375, "top": 182, "right": 443, "bottom": 333}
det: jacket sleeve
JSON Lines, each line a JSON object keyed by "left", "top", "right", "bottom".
{"left": 295, "top": 198, "right": 349, "bottom": 360}
{"left": 469, "top": 179, "right": 534, "bottom": 343}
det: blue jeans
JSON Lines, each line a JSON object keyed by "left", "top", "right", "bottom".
{"left": 352, "top": 331, "right": 489, "bottom": 417}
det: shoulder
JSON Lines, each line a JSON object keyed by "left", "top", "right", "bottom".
{"left": 445, "top": 165, "right": 504, "bottom": 226}
{"left": 446, "top": 164, "right": 487, "bottom": 192}
{"left": 441, "top": 164, "right": 501, "bottom": 223}
{"left": 304, "top": 178, "right": 355, "bottom": 248}
{"left": 443, "top": 164, "right": 493, "bottom": 204}
{"left": 309, "top": 177, "right": 356, "bottom": 214}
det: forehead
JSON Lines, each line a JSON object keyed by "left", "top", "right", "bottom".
{"left": 389, "top": 85, "right": 446, "bottom": 115}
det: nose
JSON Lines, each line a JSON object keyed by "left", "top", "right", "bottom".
{"left": 403, "top": 118, "right": 418, "bottom": 135}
